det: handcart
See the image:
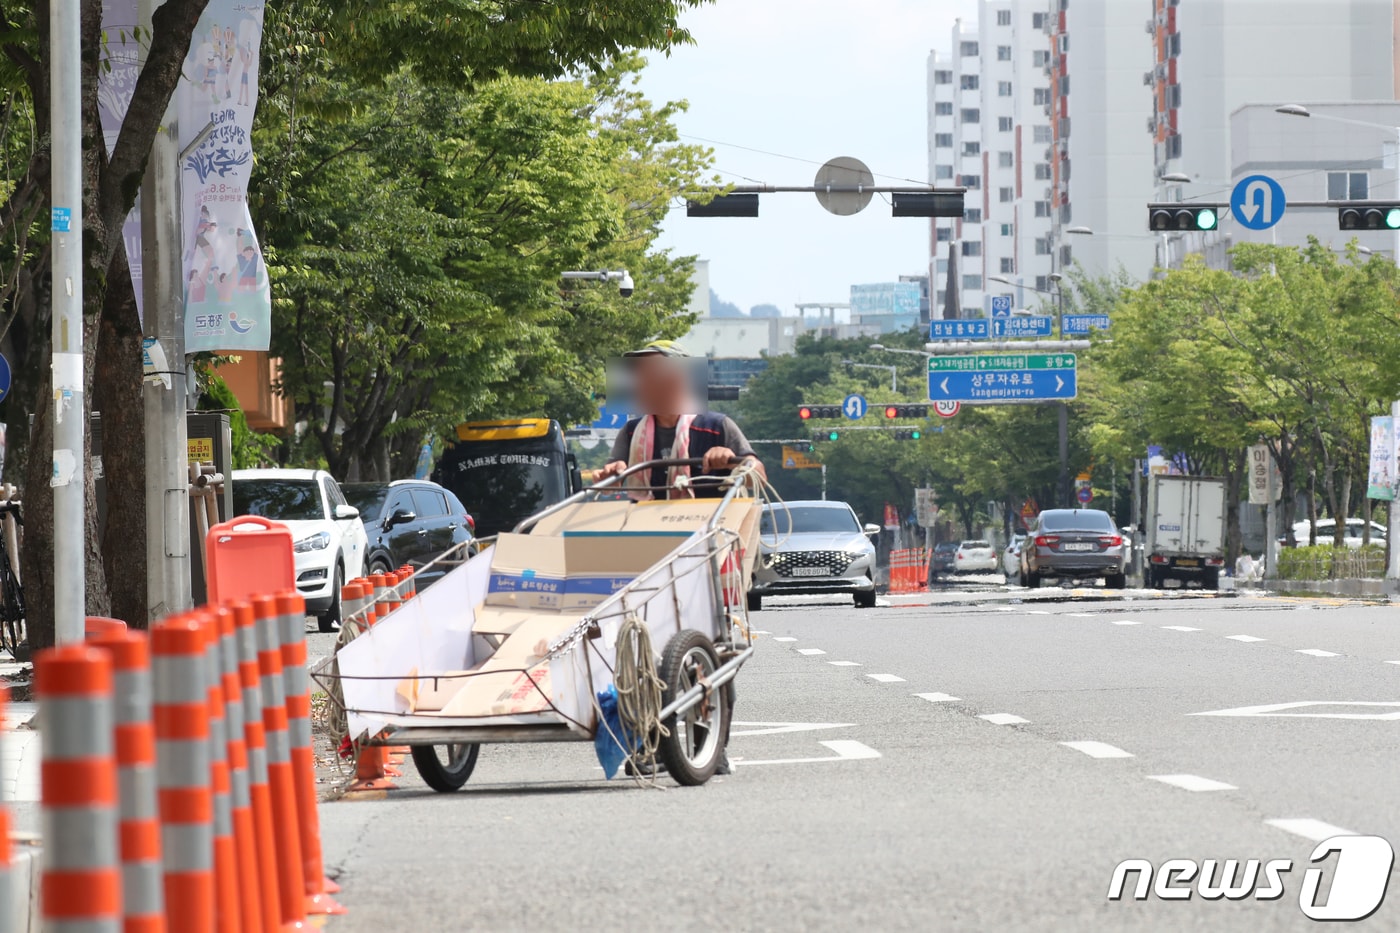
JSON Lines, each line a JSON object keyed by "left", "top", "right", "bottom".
{"left": 320, "top": 458, "right": 765, "bottom": 790}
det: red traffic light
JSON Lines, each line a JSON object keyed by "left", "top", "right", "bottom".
{"left": 799, "top": 406, "right": 813, "bottom": 420}
{"left": 884, "top": 406, "right": 898, "bottom": 419}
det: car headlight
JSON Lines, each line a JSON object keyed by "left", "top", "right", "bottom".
{"left": 293, "top": 531, "right": 331, "bottom": 553}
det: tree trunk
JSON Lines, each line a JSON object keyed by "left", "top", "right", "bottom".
{"left": 93, "top": 245, "right": 146, "bottom": 627}
{"left": 1224, "top": 447, "right": 1244, "bottom": 567}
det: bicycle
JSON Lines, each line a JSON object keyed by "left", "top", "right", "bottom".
{"left": 0, "top": 499, "right": 28, "bottom": 662}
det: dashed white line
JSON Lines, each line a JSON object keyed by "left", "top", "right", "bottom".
{"left": 1161, "top": 625, "right": 1201, "bottom": 632}
{"left": 751, "top": 630, "right": 772, "bottom": 635}
{"left": 1226, "top": 635, "right": 1266, "bottom": 643}
{"left": 827, "top": 661, "right": 862, "bottom": 667}
{"left": 1387, "top": 660, "right": 1400, "bottom": 666}
{"left": 1027, "top": 610, "right": 1052, "bottom": 616}
{"left": 995, "top": 607, "right": 1018, "bottom": 612}
{"left": 1296, "top": 648, "right": 1339, "bottom": 658}
{"left": 1149, "top": 774, "right": 1237, "bottom": 792}
{"left": 1109, "top": 619, "right": 1141, "bottom": 626}
{"left": 773, "top": 637, "right": 797, "bottom": 643}
{"left": 914, "top": 692, "right": 961, "bottom": 703}
{"left": 867, "top": 673, "right": 906, "bottom": 683}
{"left": 796, "top": 648, "right": 827, "bottom": 656}
{"left": 980, "top": 713, "right": 1029, "bottom": 725}
{"left": 1266, "top": 818, "right": 1358, "bottom": 842}
{"left": 1068, "top": 613, "right": 1094, "bottom": 618}
{"left": 1061, "top": 741, "right": 1134, "bottom": 759}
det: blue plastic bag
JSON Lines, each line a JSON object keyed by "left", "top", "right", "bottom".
{"left": 594, "top": 685, "right": 635, "bottom": 779}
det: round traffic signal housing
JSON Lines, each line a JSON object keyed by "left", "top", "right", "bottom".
{"left": 1387, "top": 208, "right": 1400, "bottom": 230}
{"left": 1194, "top": 208, "right": 1218, "bottom": 231}
{"left": 799, "top": 406, "right": 813, "bottom": 420}
{"left": 910, "top": 428, "right": 922, "bottom": 440}
{"left": 884, "top": 406, "right": 898, "bottom": 419}
{"left": 827, "top": 430, "right": 840, "bottom": 442}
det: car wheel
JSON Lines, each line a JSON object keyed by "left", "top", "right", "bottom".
{"left": 854, "top": 589, "right": 876, "bottom": 609}
{"left": 410, "top": 743, "right": 480, "bottom": 793}
{"left": 317, "top": 564, "right": 343, "bottom": 633}
{"left": 1105, "top": 572, "right": 1127, "bottom": 589}
{"left": 746, "top": 592, "right": 761, "bottom": 612}
{"left": 1025, "top": 570, "right": 1041, "bottom": 589}
{"left": 1203, "top": 569, "right": 1220, "bottom": 591}
{"left": 369, "top": 557, "right": 392, "bottom": 578}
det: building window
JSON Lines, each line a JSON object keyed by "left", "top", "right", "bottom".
{"left": 962, "top": 241, "right": 982, "bottom": 257}
{"left": 934, "top": 290, "right": 947, "bottom": 307}
{"left": 1000, "top": 223, "right": 1014, "bottom": 236}
{"left": 961, "top": 175, "right": 981, "bottom": 190}
{"left": 935, "top": 164, "right": 954, "bottom": 179}
{"left": 1034, "top": 238, "right": 1051, "bottom": 256}
{"left": 997, "top": 45, "right": 1012, "bottom": 61}
{"left": 1328, "top": 172, "right": 1369, "bottom": 200}
{"left": 935, "top": 101, "right": 953, "bottom": 115}
{"left": 960, "top": 41, "right": 979, "bottom": 56}
{"left": 961, "top": 108, "right": 980, "bottom": 123}
{"left": 961, "top": 74, "right": 980, "bottom": 90}
{"left": 1000, "top": 258, "right": 1015, "bottom": 274}
{"left": 1058, "top": 75, "right": 1070, "bottom": 95}
{"left": 963, "top": 141, "right": 981, "bottom": 156}
{"left": 1035, "top": 275, "right": 1050, "bottom": 291}
{"left": 1060, "top": 245, "right": 1073, "bottom": 267}
{"left": 1033, "top": 88, "right": 1051, "bottom": 105}
{"left": 998, "top": 151, "right": 1015, "bottom": 168}
{"left": 936, "top": 259, "right": 949, "bottom": 274}
{"left": 997, "top": 81, "right": 1014, "bottom": 97}
{"left": 963, "top": 274, "right": 983, "bottom": 290}
{"left": 999, "top": 187, "right": 1014, "bottom": 203}
{"left": 996, "top": 9, "right": 1012, "bottom": 26}
{"left": 935, "top": 133, "right": 954, "bottom": 148}
{"left": 998, "top": 116, "right": 1014, "bottom": 132}
{"left": 1032, "top": 12, "right": 1047, "bottom": 28}
{"left": 1033, "top": 50, "right": 1050, "bottom": 66}
{"left": 1034, "top": 163, "right": 1052, "bottom": 180}
{"left": 1165, "top": 135, "right": 1182, "bottom": 159}
{"left": 936, "top": 226, "right": 952, "bottom": 242}
{"left": 1034, "top": 200, "right": 1050, "bottom": 217}
{"left": 1033, "top": 125, "right": 1052, "bottom": 143}
{"left": 965, "top": 208, "right": 983, "bottom": 223}
{"left": 935, "top": 69, "right": 953, "bottom": 84}
{"left": 1167, "top": 33, "right": 1181, "bottom": 56}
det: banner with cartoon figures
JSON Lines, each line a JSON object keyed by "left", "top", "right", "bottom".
{"left": 97, "top": 0, "right": 145, "bottom": 322}
{"left": 178, "top": 1, "right": 270, "bottom": 352}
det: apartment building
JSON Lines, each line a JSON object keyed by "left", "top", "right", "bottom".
{"left": 927, "top": 3, "right": 1057, "bottom": 319}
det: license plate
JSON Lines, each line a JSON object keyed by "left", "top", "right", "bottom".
{"left": 791, "top": 567, "right": 831, "bottom": 577}
{"left": 1061, "top": 543, "right": 1095, "bottom": 551}
{"left": 1176, "top": 559, "right": 1198, "bottom": 567}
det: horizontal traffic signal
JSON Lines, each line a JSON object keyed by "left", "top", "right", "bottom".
{"left": 1147, "top": 203, "right": 1221, "bottom": 232}
{"left": 686, "top": 194, "right": 760, "bottom": 218}
{"left": 1338, "top": 203, "right": 1400, "bottom": 231}
{"left": 798, "top": 404, "right": 843, "bottom": 420}
{"left": 883, "top": 404, "right": 929, "bottom": 419}
{"left": 812, "top": 430, "right": 840, "bottom": 442}
{"left": 894, "top": 428, "right": 923, "bottom": 441}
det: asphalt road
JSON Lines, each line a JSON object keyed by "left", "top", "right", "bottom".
{"left": 317, "top": 590, "right": 1400, "bottom": 931}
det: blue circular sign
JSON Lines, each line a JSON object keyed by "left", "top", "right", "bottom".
{"left": 1230, "top": 174, "right": 1287, "bottom": 231}
{"left": 842, "top": 393, "right": 868, "bottom": 420}
{"left": 0, "top": 353, "right": 11, "bottom": 404}
{"left": 1077, "top": 486, "right": 1093, "bottom": 504}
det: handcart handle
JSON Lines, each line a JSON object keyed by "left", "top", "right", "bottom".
{"left": 590, "top": 457, "right": 744, "bottom": 489}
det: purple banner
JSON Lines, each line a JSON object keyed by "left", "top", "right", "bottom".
{"left": 98, "top": 0, "right": 145, "bottom": 322}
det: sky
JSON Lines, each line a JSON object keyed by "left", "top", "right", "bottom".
{"left": 641, "top": 0, "right": 980, "bottom": 316}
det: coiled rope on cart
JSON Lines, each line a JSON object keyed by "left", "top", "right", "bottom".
{"left": 613, "top": 612, "right": 668, "bottom": 776}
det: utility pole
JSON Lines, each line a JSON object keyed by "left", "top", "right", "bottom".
{"left": 140, "top": 0, "right": 192, "bottom": 620}
{"left": 50, "top": 0, "right": 84, "bottom": 644}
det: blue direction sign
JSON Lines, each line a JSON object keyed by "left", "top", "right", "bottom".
{"left": 930, "top": 319, "right": 989, "bottom": 340}
{"left": 990, "top": 295, "right": 1013, "bottom": 318}
{"left": 0, "top": 353, "right": 9, "bottom": 404}
{"left": 843, "top": 393, "right": 868, "bottom": 420}
{"left": 927, "top": 353, "right": 1078, "bottom": 403}
{"left": 1063, "top": 313, "right": 1111, "bottom": 336}
{"left": 991, "top": 316, "right": 1053, "bottom": 338}
{"left": 1231, "top": 174, "right": 1286, "bottom": 231}
{"left": 590, "top": 405, "right": 631, "bottom": 430}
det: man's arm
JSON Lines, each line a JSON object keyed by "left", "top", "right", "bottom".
{"left": 701, "top": 416, "right": 767, "bottom": 480}
{"left": 597, "top": 426, "right": 631, "bottom": 479}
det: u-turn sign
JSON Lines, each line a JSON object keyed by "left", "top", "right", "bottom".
{"left": 1231, "top": 174, "right": 1287, "bottom": 231}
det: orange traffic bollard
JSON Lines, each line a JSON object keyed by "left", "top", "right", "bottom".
{"left": 194, "top": 613, "right": 243, "bottom": 933}
{"left": 0, "top": 687, "right": 10, "bottom": 928}
{"left": 233, "top": 601, "right": 285, "bottom": 933}
{"left": 212, "top": 606, "right": 265, "bottom": 933}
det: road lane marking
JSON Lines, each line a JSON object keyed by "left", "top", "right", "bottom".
{"left": 867, "top": 674, "right": 906, "bottom": 683}
{"left": 1149, "top": 774, "right": 1237, "bottom": 792}
{"left": 914, "top": 692, "right": 961, "bottom": 702}
{"left": 773, "top": 637, "right": 797, "bottom": 643}
{"left": 996, "top": 607, "right": 1018, "bottom": 612}
{"left": 980, "top": 713, "right": 1029, "bottom": 725}
{"left": 1109, "top": 619, "right": 1141, "bottom": 625}
{"left": 1068, "top": 613, "right": 1094, "bottom": 618}
{"left": 1387, "top": 661, "right": 1400, "bottom": 666}
{"left": 1028, "top": 610, "right": 1052, "bottom": 615}
{"left": 1061, "top": 741, "right": 1134, "bottom": 759}
{"left": 796, "top": 648, "right": 827, "bottom": 656}
{"left": 751, "top": 630, "right": 772, "bottom": 635}
{"left": 1192, "top": 701, "right": 1400, "bottom": 720}
{"left": 1161, "top": 625, "right": 1201, "bottom": 632}
{"left": 1266, "top": 818, "right": 1358, "bottom": 842}
{"left": 735, "top": 739, "right": 881, "bottom": 767}
{"left": 730, "top": 721, "right": 854, "bottom": 737}
{"left": 1296, "top": 648, "right": 1339, "bottom": 657}
{"left": 1226, "top": 635, "right": 1266, "bottom": 643}
{"left": 828, "top": 661, "right": 862, "bottom": 667}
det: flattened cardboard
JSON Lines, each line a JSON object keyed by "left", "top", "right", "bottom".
{"left": 559, "top": 530, "right": 690, "bottom": 610}
{"left": 486, "top": 533, "right": 566, "bottom": 611}
{"left": 530, "top": 500, "right": 632, "bottom": 537}
{"left": 438, "top": 613, "right": 583, "bottom": 717}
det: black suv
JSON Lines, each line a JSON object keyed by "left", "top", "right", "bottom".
{"left": 341, "top": 480, "right": 476, "bottom": 589}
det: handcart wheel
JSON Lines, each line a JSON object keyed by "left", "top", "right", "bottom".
{"left": 410, "top": 743, "right": 480, "bottom": 793}
{"left": 656, "top": 629, "right": 730, "bottom": 786}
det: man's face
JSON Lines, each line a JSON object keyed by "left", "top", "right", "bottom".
{"left": 632, "top": 354, "right": 689, "bottom": 415}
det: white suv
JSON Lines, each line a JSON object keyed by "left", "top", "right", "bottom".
{"left": 232, "top": 468, "right": 368, "bottom": 631}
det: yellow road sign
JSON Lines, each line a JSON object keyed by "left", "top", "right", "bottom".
{"left": 782, "top": 445, "right": 821, "bottom": 469}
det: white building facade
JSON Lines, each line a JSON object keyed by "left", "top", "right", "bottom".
{"left": 928, "top": 3, "right": 1057, "bottom": 319}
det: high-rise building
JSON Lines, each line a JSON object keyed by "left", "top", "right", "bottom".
{"left": 927, "top": 4, "right": 1056, "bottom": 319}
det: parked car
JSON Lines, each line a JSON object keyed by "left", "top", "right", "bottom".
{"left": 954, "top": 540, "right": 999, "bottom": 574}
{"left": 1283, "top": 518, "right": 1386, "bottom": 548}
{"left": 1021, "top": 508, "right": 1127, "bottom": 589}
{"left": 749, "top": 501, "right": 879, "bottom": 610}
{"left": 1002, "top": 536, "right": 1025, "bottom": 580}
{"left": 341, "top": 480, "right": 476, "bottom": 589}
{"left": 930, "top": 541, "right": 961, "bottom": 579}
{"left": 232, "top": 468, "right": 369, "bottom": 632}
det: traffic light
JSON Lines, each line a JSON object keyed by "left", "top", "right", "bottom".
{"left": 1338, "top": 203, "right": 1400, "bottom": 231}
{"left": 882, "top": 403, "right": 929, "bottom": 419}
{"left": 894, "top": 428, "right": 923, "bottom": 441}
{"left": 813, "top": 430, "right": 840, "bottom": 443}
{"left": 1147, "top": 204, "right": 1221, "bottom": 231}
{"left": 798, "top": 404, "right": 843, "bottom": 420}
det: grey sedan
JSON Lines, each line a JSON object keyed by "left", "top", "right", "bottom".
{"left": 1020, "top": 508, "right": 1127, "bottom": 589}
{"left": 749, "top": 501, "right": 879, "bottom": 610}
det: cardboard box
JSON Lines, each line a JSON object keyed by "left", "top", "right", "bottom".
{"left": 470, "top": 605, "right": 538, "bottom": 661}
{"left": 486, "top": 534, "right": 566, "bottom": 611}
{"left": 558, "top": 530, "right": 692, "bottom": 610}
{"left": 625, "top": 497, "right": 762, "bottom": 585}
{"left": 407, "top": 669, "right": 478, "bottom": 713}
{"left": 530, "top": 500, "right": 632, "bottom": 537}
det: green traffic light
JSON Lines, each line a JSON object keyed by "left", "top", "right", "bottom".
{"left": 827, "top": 431, "right": 840, "bottom": 441}
{"left": 910, "top": 429, "right": 922, "bottom": 440}
{"left": 1195, "top": 208, "right": 1218, "bottom": 231}
{"left": 1386, "top": 208, "right": 1400, "bottom": 230}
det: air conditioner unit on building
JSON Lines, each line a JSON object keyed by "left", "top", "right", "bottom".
{"left": 1143, "top": 71, "right": 1153, "bottom": 86}
{"left": 1145, "top": 19, "right": 1155, "bottom": 34}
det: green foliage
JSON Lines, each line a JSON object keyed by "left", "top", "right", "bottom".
{"left": 1275, "top": 545, "right": 1385, "bottom": 581}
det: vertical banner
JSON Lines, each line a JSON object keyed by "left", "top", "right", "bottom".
{"left": 97, "top": 0, "right": 144, "bottom": 321}
{"left": 1372, "top": 415, "right": 1396, "bottom": 501}
{"left": 177, "top": 1, "right": 270, "bottom": 352}
{"left": 1249, "top": 443, "right": 1276, "bottom": 505}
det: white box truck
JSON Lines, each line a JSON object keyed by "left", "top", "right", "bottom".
{"left": 1145, "top": 475, "right": 1227, "bottom": 589}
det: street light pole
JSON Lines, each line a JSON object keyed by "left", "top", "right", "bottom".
{"left": 1049, "top": 273, "right": 1070, "bottom": 508}
{"left": 842, "top": 360, "right": 896, "bottom": 393}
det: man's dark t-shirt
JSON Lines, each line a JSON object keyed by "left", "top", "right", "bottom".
{"left": 609, "top": 415, "right": 756, "bottom": 491}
